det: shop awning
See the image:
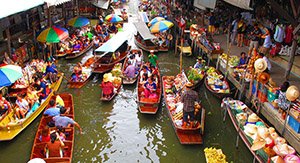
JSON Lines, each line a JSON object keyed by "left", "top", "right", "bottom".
{"left": 0, "top": 0, "right": 44, "bottom": 19}
{"left": 223, "top": 0, "right": 253, "bottom": 10}
{"left": 45, "top": 0, "right": 71, "bottom": 6}
{"left": 95, "top": 31, "right": 129, "bottom": 53}
{"left": 133, "top": 22, "right": 156, "bottom": 40}
{"left": 138, "top": 12, "right": 149, "bottom": 23}
{"left": 92, "top": 0, "right": 110, "bottom": 10}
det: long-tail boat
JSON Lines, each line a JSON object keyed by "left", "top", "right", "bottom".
{"left": 30, "top": 93, "right": 74, "bottom": 163}
{"left": 205, "top": 67, "right": 231, "bottom": 99}
{"left": 67, "top": 56, "right": 94, "bottom": 88}
{"left": 122, "top": 49, "right": 143, "bottom": 85}
{"left": 65, "top": 42, "right": 94, "bottom": 60}
{"left": 0, "top": 73, "right": 64, "bottom": 141}
{"left": 137, "top": 68, "right": 162, "bottom": 114}
{"left": 133, "top": 22, "right": 168, "bottom": 52}
{"left": 92, "top": 32, "right": 130, "bottom": 73}
{"left": 162, "top": 75, "right": 205, "bottom": 144}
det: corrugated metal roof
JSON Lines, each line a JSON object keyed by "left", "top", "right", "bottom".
{"left": 95, "top": 31, "right": 130, "bottom": 53}
{"left": 45, "top": 0, "right": 71, "bottom": 6}
{"left": 133, "top": 22, "right": 156, "bottom": 40}
{"left": 0, "top": 0, "right": 44, "bottom": 19}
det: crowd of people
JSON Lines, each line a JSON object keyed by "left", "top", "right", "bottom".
{"left": 123, "top": 50, "right": 143, "bottom": 79}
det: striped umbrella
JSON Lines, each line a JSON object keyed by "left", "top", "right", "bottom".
{"left": 148, "top": 17, "right": 165, "bottom": 27}
{"left": 37, "top": 26, "right": 69, "bottom": 43}
{"left": 67, "top": 17, "right": 90, "bottom": 28}
{"left": 150, "top": 20, "right": 174, "bottom": 33}
{"left": 0, "top": 64, "right": 23, "bottom": 87}
{"left": 105, "top": 14, "right": 123, "bottom": 23}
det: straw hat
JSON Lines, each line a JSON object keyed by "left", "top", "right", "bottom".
{"left": 286, "top": 85, "right": 300, "bottom": 101}
{"left": 275, "top": 137, "right": 286, "bottom": 145}
{"left": 257, "top": 126, "right": 270, "bottom": 139}
{"left": 271, "top": 156, "right": 285, "bottom": 163}
{"left": 254, "top": 58, "right": 267, "bottom": 73}
{"left": 251, "top": 138, "right": 266, "bottom": 151}
{"left": 150, "top": 50, "right": 155, "bottom": 53}
{"left": 273, "top": 144, "right": 296, "bottom": 157}
{"left": 248, "top": 113, "right": 259, "bottom": 123}
{"left": 257, "top": 72, "right": 270, "bottom": 84}
{"left": 244, "top": 124, "right": 258, "bottom": 138}
{"left": 28, "top": 158, "right": 46, "bottom": 163}
{"left": 103, "top": 73, "right": 109, "bottom": 82}
{"left": 185, "top": 82, "right": 193, "bottom": 88}
{"left": 270, "top": 132, "right": 279, "bottom": 140}
{"left": 284, "top": 154, "right": 300, "bottom": 162}
{"left": 268, "top": 127, "right": 276, "bottom": 134}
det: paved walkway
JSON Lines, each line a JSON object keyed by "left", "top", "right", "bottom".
{"left": 213, "top": 34, "right": 300, "bottom": 89}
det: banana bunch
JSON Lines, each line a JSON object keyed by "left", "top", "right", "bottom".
{"left": 204, "top": 147, "right": 227, "bottom": 163}
{"left": 173, "top": 110, "right": 183, "bottom": 120}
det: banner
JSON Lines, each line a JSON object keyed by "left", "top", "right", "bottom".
{"left": 193, "top": 0, "right": 217, "bottom": 10}
{"left": 223, "top": 0, "right": 252, "bottom": 10}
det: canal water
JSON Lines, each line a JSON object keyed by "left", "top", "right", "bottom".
{"left": 0, "top": 0, "right": 254, "bottom": 162}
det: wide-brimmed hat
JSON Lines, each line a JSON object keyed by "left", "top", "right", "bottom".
{"left": 248, "top": 113, "right": 259, "bottom": 123}
{"left": 244, "top": 124, "right": 258, "bottom": 138}
{"left": 273, "top": 144, "right": 296, "bottom": 157}
{"left": 275, "top": 137, "right": 286, "bottom": 145}
{"left": 185, "top": 82, "right": 193, "bottom": 88}
{"left": 257, "top": 126, "right": 270, "bottom": 139}
{"left": 271, "top": 156, "right": 285, "bottom": 163}
{"left": 251, "top": 138, "right": 266, "bottom": 151}
{"left": 254, "top": 58, "right": 267, "bottom": 73}
{"left": 257, "top": 72, "right": 270, "bottom": 84}
{"left": 286, "top": 85, "right": 299, "bottom": 101}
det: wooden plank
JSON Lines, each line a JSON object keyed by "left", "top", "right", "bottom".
{"left": 177, "top": 131, "right": 203, "bottom": 144}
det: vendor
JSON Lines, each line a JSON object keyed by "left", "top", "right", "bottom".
{"left": 278, "top": 81, "right": 291, "bottom": 119}
{"left": 100, "top": 74, "right": 114, "bottom": 99}
{"left": 194, "top": 58, "right": 204, "bottom": 69}
{"left": 237, "top": 52, "right": 248, "bottom": 68}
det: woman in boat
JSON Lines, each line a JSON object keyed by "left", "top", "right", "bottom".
{"left": 72, "top": 63, "right": 83, "bottom": 82}
{"left": 72, "top": 40, "right": 81, "bottom": 52}
{"left": 45, "top": 132, "right": 65, "bottom": 158}
{"left": 39, "top": 127, "right": 50, "bottom": 142}
{"left": 56, "top": 126, "right": 66, "bottom": 141}
{"left": 93, "top": 37, "right": 100, "bottom": 48}
{"left": 26, "top": 86, "right": 39, "bottom": 107}
{"left": 123, "top": 61, "right": 136, "bottom": 79}
{"left": 100, "top": 74, "right": 115, "bottom": 99}
{"left": 33, "top": 78, "right": 49, "bottom": 101}
{"left": 135, "top": 52, "right": 142, "bottom": 68}
{"left": 0, "top": 93, "right": 11, "bottom": 116}
{"left": 140, "top": 72, "right": 148, "bottom": 84}
{"left": 142, "top": 77, "right": 157, "bottom": 98}
{"left": 15, "top": 94, "right": 30, "bottom": 119}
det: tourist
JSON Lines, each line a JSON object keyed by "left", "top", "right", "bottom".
{"left": 128, "top": 54, "right": 136, "bottom": 67}
{"left": 180, "top": 82, "right": 199, "bottom": 128}
{"left": 45, "top": 61, "right": 58, "bottom": 84}
{"left": 135, "top": 52, "right": 142, "bottom": 68}
{"left": 39, "top": 127, "right": 50, "bottom": 142}
{"left": 123, "top": 61, "right": 136, "bottom": 79}
{"left": 53, "top": 115, "right": 83, "bottom": 134}
{"left": 148, "top": 50, "right": 158, "bottom": 67}
{"left": 44, "top": 99, "right": 66, "bottom": 117}
{"left": 260, "top": 28, "right": 272, "bottom": 55}
{"left": 26, "top": 86, "right": 39, "bottom": 107}
{"left": 259, "top": 53, "right": 271, "bottom": 72}
{"left": 0, "top": 93, "right": 11, "bottom": 116}
{"left": 56, "top": 126, "right": 66, "bottom": 141}
{"left": 230, "top": 16, "right": 239, "bottom": 45}
{"left": 15, "top": 94, "right": 30, "bottom": 119}
{"left": 100, "top": 74, "right": 115, "bottom": 99}
{"left": 248, "top": 23, "right": 262, "bottom": 56}
{"left": 45, "top": 132, "right": 65, "bottom": 157}
{"left": 142, "top": 77, "right": 157, "bottom": 98}
{"left": 278, "top": 81, "right": 290, "bottom": 119}
{"left": 237, "top": 19, "right": 246, "bottom": 47}
{"left": 208, "top": 12, "right": 216, "bottom": 36}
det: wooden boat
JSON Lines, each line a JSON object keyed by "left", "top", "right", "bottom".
{"left": 92, "top": 32, "right": 130, "bottom": 73}
{"left": 205, "top": 68, "right": 231, "bottom": 99}
{"left": 53, "top": 52, "right": 68, "bottom": 58}
{"left": 133, "top": 22, "right": 168, "bottom": 52}
{"left": 122, "top": 49, "right": 143, "bottom": 84}
{"left": 67, "top": 57, "right": 94, "bottom": 88}
{"left": 65, "top": 42, "right": 94, "bottom": 60}
{"left": 137, "top": 69, "right": 162, "bottom": 114}
{"left": 0, "top": 73, "right": 64, "bottom": 141}
{"left": 100, "top": 63, "right": 122, "bottom": 101}
{"left": 183, "top": 69, "right": 206, "bottom": 90}
{"left": 30, "top": 93, "right": 74, "bottom": 163}
{"left": 162, "top": 75, "right": 205, "bottom": 144}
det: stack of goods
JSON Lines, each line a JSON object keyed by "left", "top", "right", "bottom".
{"left": 223, "top": 99, "right": 300, "bottom": 162}
{"left": 219, "top": 53, "right": 239, "bottom": 68}
{"left": 187, "top": 68, "right": 205, "bottom": 84}
{"left": 288, "top": 99, "right": 300, "bottom": 133}
{"left": 206, "top": 67, "right": 230, "bottom": 94}
{"left": 204, "top": 147, "right": 227, "bottom": 163}
{"left": 104, "top": 63, "right": 122, "bottom": 87}
{"left": 232, "top": 68, "right": 252, "bottom": 82}
{"left": 164, "top": 74, "right": 188, "bottom": 127}
{"left": 80, "top": 67, "right": 91, "bottom": 81}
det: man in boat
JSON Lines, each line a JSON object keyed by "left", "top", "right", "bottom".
{"left": 44, "top": 99, "right": 68, "bottom": 117}
{"left": 53, "top": 115, "right": 83, "bottom": 134}
{"left": 123, "top": 61, "right": 136, "bottom": 79}
{"left": 180, "top": 82, "right": 199, "bottom": 128}
{"left": 45, "top": 61, "right": 58, "bottom": 84}
{"left": 0, "top": 93, "right": 11, "bottom": 116}
{"left": 193, "top": 58, "right": 204, "bottom": 69}
{"left": 148, "top": 50, "right": 158, "bottom": 67}
{"left": 33, "top": 78, "right": 49, "bottom": 101}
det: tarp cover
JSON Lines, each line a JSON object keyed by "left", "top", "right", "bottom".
{"left": 93, "top": 0, "right": 110, "bottom": 10}
{"left": 223, "top": 0, "right": 252, "bottom": 10}
{"left": 193, "top": 0, "right": 216, "bottom": 9}
{"left": 95, "top": 31, "right": 129, "bottom": 52}
{"left": 0, "top": 0, "right": 44, "bottom": 19}
{"left": 133, "top": 22, "right": 156, "bottom": 40}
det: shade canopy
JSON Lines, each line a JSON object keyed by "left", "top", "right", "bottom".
{"left": 37, "top": 26, "right": 69, "bottom": 43}
{"left": 148, "top": 17, "right": 165, "bottom": 27}
{"left": 0, "top": 64, "right": 23, "bottom": 87}
{"left": 95, "top": 32, "right": 129, "bottom": 53}
{"left": 68, "top": 17, "right": 90, "bottom": 27}
{"left": 133, "top": 22, "right": 156, "bottom": 40}
{"left": 105, "top": 14, "right": 123, "bottom": 23}
{"left": 150, "top": 20, "right": 174, "bottom": 33}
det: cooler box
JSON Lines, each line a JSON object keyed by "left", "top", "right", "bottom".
{"left": 288, "top": 115, "right": 300, "bottom": 133}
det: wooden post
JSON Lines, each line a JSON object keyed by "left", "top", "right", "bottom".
{"left": 76, "top": 0, "right": 79, "bottom": 16}
{"left": 284, "top": 35, "right": 298, "bottom": 79}
{"left": 180, "top": 38, "right": 183, "bottom": 73}
{"left": 5, "top": 28, "right": 12, "bottom": 56}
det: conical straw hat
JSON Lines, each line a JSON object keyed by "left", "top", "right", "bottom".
{"left": 254, "top": 58, "right": 267, "bottom": 73}
{"left": 286, "top": 85, "right": 299, "bottom": 101}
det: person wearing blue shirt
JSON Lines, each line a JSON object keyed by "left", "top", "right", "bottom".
{"left": 194, "top": 59, "right": 203, "bottom": 69}
{"left": 53, "top": 115, "right": 83, "bottom": 133}
{"left": 44, "top": 99, "right": 60, "bottom": 116}
{"left": 46, "top": 61, "right": 58, "bottom": 83}
{"left": 238, "top": 52, "right": 248, "bottom": 67}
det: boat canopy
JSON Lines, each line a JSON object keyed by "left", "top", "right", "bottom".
{"left": 138, "top": 12, "right": 149, "bottom": 23}
{"left": 133, "top": 22, "right": 156, "bottom": 40}
{"left": 95, "top": 31, "right": 129, "bottom": 53}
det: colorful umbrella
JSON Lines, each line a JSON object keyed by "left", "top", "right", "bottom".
{"left": 105, "top": 14, "right": 123, "bottom": 23}
{"left": 150, "top": 20, "right": 174, "bottom": 33}
{"left": 148, "top": 17, "right": 165, "bottom": 27}
{"left": 67, "top": 17, "right": 90, "bottom": 28}
{"left": 0, "top": 64, "right": 23, "bottom": 87}
{"left": 37, "top": 26, "right": 69, "bottom": 43}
